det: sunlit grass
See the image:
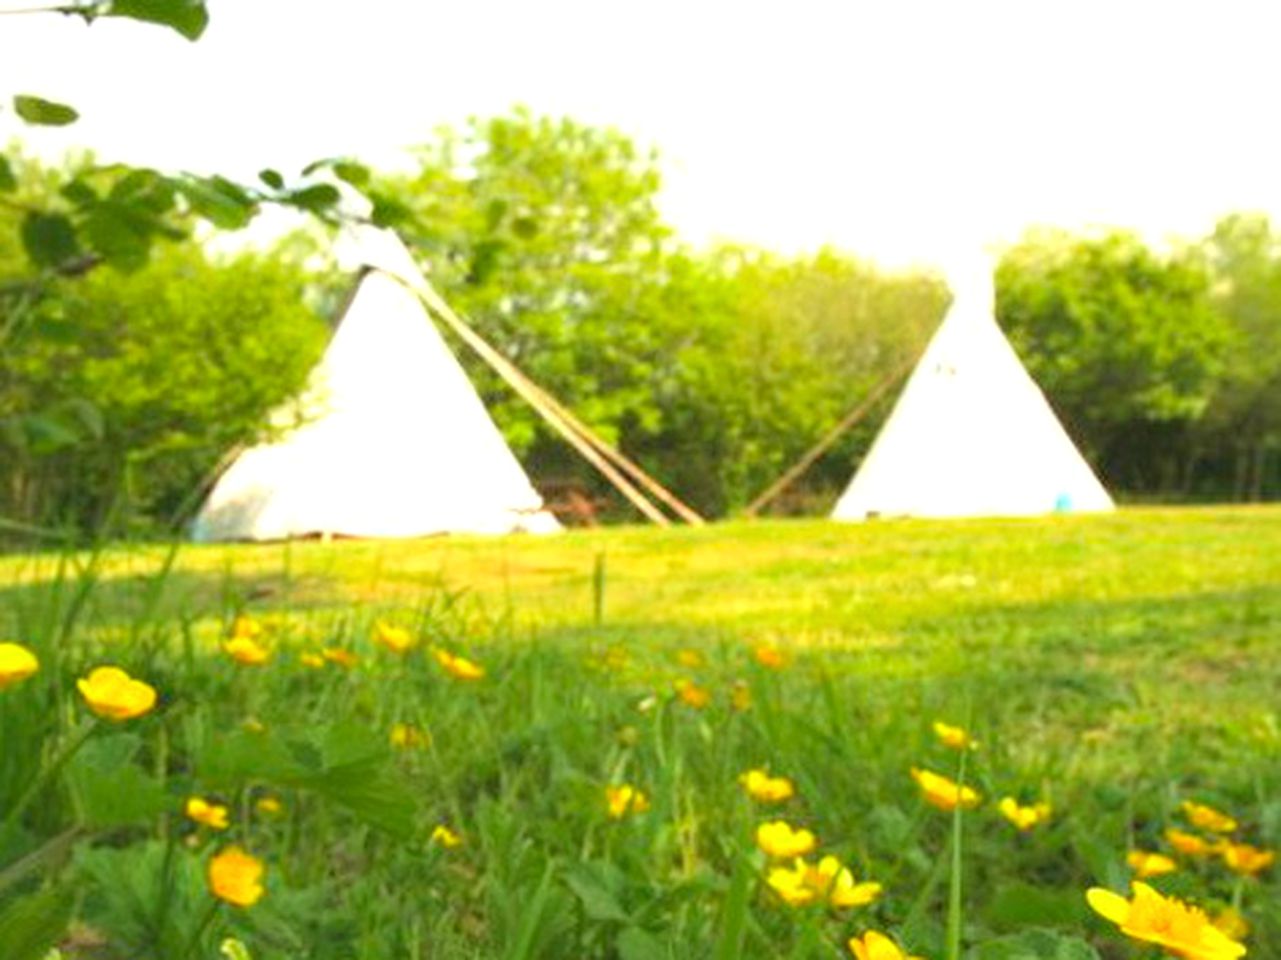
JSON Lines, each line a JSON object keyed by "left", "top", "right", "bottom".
{"left": 0, "top": 507, "right": 1277, "bottom": 957}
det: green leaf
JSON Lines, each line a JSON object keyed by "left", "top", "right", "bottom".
{"left": 21, "top": 213, "right": 81, "bottom": 269}
{"left": 258, "top": 169, "right": 284, "bottom": 191}
{"left": 13, "top": 95, "right": 79, "bottom": 127}
{"left": 332, "top": 161, "right": 370, "bottom": 188}
{"left": 176, "top": 175, "right": 255, "bottom": 229}
{"left": 368, "top": 192, "right": 411, "bottom": 228}
{"left": 282, "top": 183, "right": 341, "bottom": 215}
{"left": 616, "top": 926, "right": 666, "bottom": 960}
{"left": 59, "top": 179, "right": 98, "bottom": 208}
{"left": 969, "top": 930, "right": 1101, "bottom": 960}
{"left": 984, "top": 883, "right": 1086, "bottom": 931}
{"left": 0, "top": 887, "right": 74, "bottom": 960}
{"left": 564, "top": 861, "right": 629, "bottom": 923}
{"left": 82, "top": 201, "right": 157, "bottom": 271}
{"left": 65, "top": 736, "right": 168, "bottom": 828}
{"left": 0, "top": 155, "right": 15, "bottom": 192}
{"left": 106, "top": 0, "right": 209, "bottom": 41}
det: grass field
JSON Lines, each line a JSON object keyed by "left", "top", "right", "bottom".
{"left": 1, "top": 508, "right": 1278, "bottom": 958}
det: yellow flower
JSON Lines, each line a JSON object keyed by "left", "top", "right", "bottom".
{"left": 848, "top": 930, "right": 924, "bottom": 960}
{"left": 434, "top": 648, "right": 485, "bottom": 681}
{"left": 740, "top": 769, "right": 795, "bottom": 803}
{"left": 299, "top": 652, "right": 325, "bottom": 669}
{"left": 998, "top": 797, "right": 1051, "bottom": 831}
{"left": 1181, "top": 801, "right": 1238, "bottom": 834}
{"left": 77, "top": 666, "right": 157, "bottom": 721}
{"left": 766, "top": 859, "right": 819, "bottom": 906}
{"left": 1220, "top": 842, "right": 1275, "bottom": 877}
{"left": 1087, "top": 882, "right": 1245, "bottom": 960}
{"left": 373, "top": 621, "right": 414, "bottom": 654}
{"left": 322, "top": 647, "right": 358, "bottom": 669}
{"left": 676, "top": 648, "right": 704, "bottom": 668}
{"left": 255, "top": 796, "right": 283, "bottom": 816}
{"left": 431, "top": 824, "right": 463, "bottom": 848}
{"left": 675, "top": 678, "right": 710, "bottom": 709}
{"left": 932, "top": 721, "right": 976, "bottom": 751}
{"left": 389, "top": 722, "right": 430, "bottom": 749}
{"left": 185, "top": 797, "right": 230, "bottom": 830}
{"left": 1212, "top": 907, "right": 1250, "bottom": 940}
{"left": 910, "top": 768, "right": 980, "bottom": 812}
{"left": 765, "top": 856, "right": 879, "bottom": 908}
{"left": 816, "top": 855, "right": 883, "bottom": 907}
{"left": 0, "top": 643, "right": 39, "bottom": 689}
{"left": 753, "top": 644, "right": 786, "bottom": 669}
{"left": 730, "top": 680, "right": 753, "bottom": 712}
{"left": 224, "top": 637, "right": 270, "bottom": 666}
{"left": 755, "top": 820, "right": 817, "bottom": 859}
{"left": 230, "top": 616, "right": 262, "bottom": 640}
{"left": 208, "top": 847, "right": 265, "bottom": 907}
{"left": 1165, "top": 828, "right": 1222, "bottom": 858}
{"left": 1128, "top": 850, "right": 1178, "bottom": 879}
{"left": 605, "top": 784, "right": 650, "bottom": 819}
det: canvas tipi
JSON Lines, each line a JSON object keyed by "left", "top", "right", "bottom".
{"left": 191, "top": 230, "right": 560, "bottom": 541}
{"left": 831, "top": 264, "right": 1114, "bottom": 520}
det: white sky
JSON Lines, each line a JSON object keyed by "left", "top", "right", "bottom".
{"left": 3, "top": 0, "right": 1281, "bottom": 268}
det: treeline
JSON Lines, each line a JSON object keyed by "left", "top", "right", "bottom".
{"left": 4, "top": 111, "right": 1281, "bottom": 538}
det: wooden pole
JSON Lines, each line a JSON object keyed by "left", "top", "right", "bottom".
{"left": 408, "top": 280, "right": 673, "bottom": 527}
{"left": 490, "top": 358, "right": 706, "bottom": 526}
{"left": 743, "top": 358, "right": 916, "bottom": 518}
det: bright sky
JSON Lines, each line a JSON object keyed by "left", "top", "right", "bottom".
{"left": 3, "top": 0, "right": 1281, "bottom": 268}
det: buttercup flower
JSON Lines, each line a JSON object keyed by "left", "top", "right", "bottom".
{"left": 910, "top": 768, "right": 980, "bottom": 811}
{"left": 208, "top": 847, "right": 265, "bottom": 907}
{"left": 606, "top": 784, "right": 650, "bottom": 819}
{"left": 1128, "top": 850, "right": 1178, "bottom": 879}
{"left": 753, "top": 644, "right": 786, "bottom": 669}
{"left": 389, "top": 722, "right": 430, "bottom": 749}
{"left": 816, "top": 855, "right": 882, "bottom": 907}
{"left": 77, "top": 666, "right": 157, "bottom": 721}
{"left": 740, "top": 769, "right": 795, "bottom": 803}
{"left": 255, "top": 796, "right": 283, "bottom": 816}
{"left": 766, "top": 857, "right": 879, "bottom": 908}
{"left": 766, "top": 859, "right": 819, "bottom": 906}
{"left": 373, "top": 621, "right": 414, "bottom": 654}
{"left": 675, "top": 678, "right": 710, "bottom": 709}
{"left": 1181, "top": 801, "right": 1238, "bottom": 835}
{"left": 230, "top": 616, "right": 261, "bottom": 640}
{"left": 322, "top": 647, "right": 358, "bottom": 668}
{"left": 755, "top": 820, "right": 817, "bottom": 859}
{"left": 1166, "top": 828, "right": 1222, "bottom": 858}
{"left": 998, "top": 797, "right": 1051, "bottom": 831}
{"left": 1212, "top": 907, "right": 1250, "bottom": 940}
{"left": 0, "top": 643, "right": 39, "bottom": 690}
{"left": 434, "top": 649, "right": 485, "bottom": 681}
{"left": 224, "top": 637, "right": 269, "bottom": 666}
{"left": 1087, "top": 882, "right": 1245, "bottom": 960}
{"left": 932, "top": 721, "right": 976, "bottom": 751}
{"left": 1220, "top": 842, "right": 1274, "bottom": 877}
{"left": 185, "top": 797, "right": 230, "bottom": 830}
{"left": 676, "top": 648, "right": 704, "bottom": 668}
{"left": 848, "top": 930, "right": 924, "bottom": 960}
{"left": 431, "top": 824, "right": 463, "bottom": 848}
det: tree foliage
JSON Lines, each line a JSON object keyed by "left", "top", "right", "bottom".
{"left": 996, "top": 231, "right": 1230, "bottom": 491}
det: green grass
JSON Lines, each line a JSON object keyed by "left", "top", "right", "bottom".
{"left": 0, "top": 508, "right": 1278, "bottom": 958}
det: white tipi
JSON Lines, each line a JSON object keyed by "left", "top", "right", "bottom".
{"left": 831, "top": 262, "right": 1113, "bottom": 521}
{"left": 191, "top": 229, "right": 560, "bottom": 541}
